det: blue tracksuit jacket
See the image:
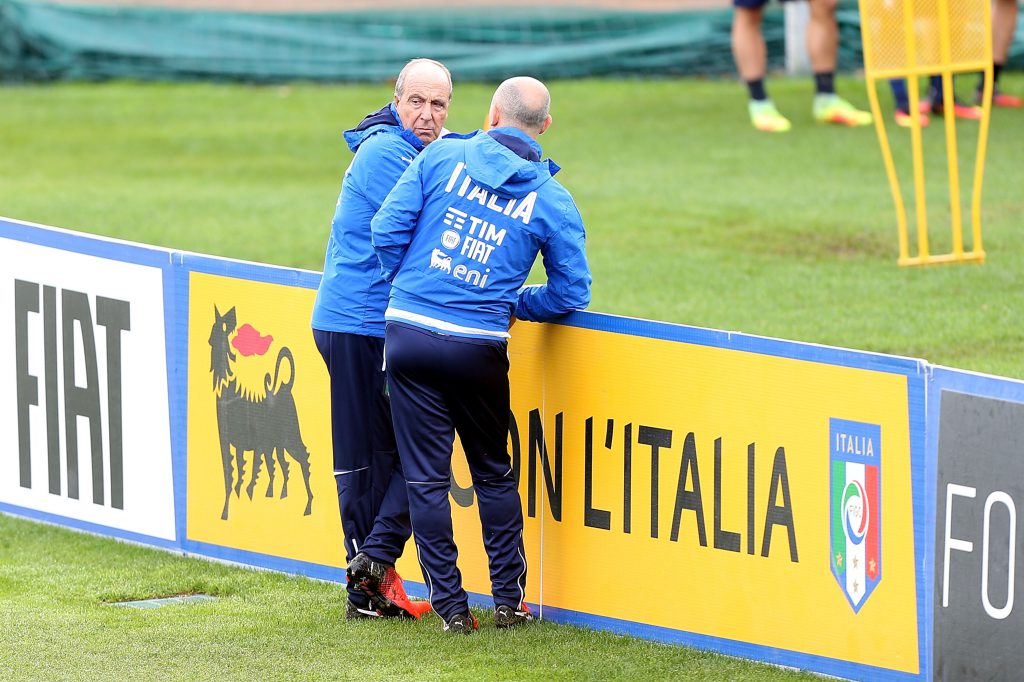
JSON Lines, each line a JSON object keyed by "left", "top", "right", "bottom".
{"left": 311, "top": 104, "right": 426, "bottom": 337}
{"left": 371, "top": 127, "right": 591, "bottom": 338}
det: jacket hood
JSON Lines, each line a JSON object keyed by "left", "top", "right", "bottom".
{"left": 462, "top": 127, "right": 559, "bottom": 198}
{"left": 342, "top": 103, "right": 424, "bottom": 153}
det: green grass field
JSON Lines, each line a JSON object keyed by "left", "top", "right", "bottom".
{"left": 0, "top": 514, "right": 820, "bottom": 681}
{"left": 2, "top": 76, "right": 1022, "bottom": 680}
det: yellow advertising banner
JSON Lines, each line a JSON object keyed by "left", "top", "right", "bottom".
{"left": 512, "top": 323, "right": 918, "bottom": 673}
{"left": 184, "top": 273, "right": 917, "bottom": 673}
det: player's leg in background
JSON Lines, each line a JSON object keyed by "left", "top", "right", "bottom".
{"left": 890, "top": 78, "right": 930, "bottom": 127}
{"left": 981, "top": 0, "right": 1022, "bottom": 106}
{"left": 927, "top": 73, "right": 984, "bottom": 119}
{"left": 808, "top": 0, "right": 872, "bottom": 126}
{"left": 732, "top": 0, "right": 792, "bottom": 131}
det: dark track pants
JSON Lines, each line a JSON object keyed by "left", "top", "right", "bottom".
{"left": 313, "top": 329, "right": 411, "bottom": 605}
{"left": 384, "top": 322, "right": 527, "bottom": 622}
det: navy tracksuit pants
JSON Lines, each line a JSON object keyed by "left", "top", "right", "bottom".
{"left": 313, "top": 329, "right": 411, "bottom": 605}
{"left": 384, "top": 322, "right": 527, "bottom": 622}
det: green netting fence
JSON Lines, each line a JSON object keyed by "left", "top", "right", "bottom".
{"left": 0, "top": 0, "right": 1016, "bottom": 83}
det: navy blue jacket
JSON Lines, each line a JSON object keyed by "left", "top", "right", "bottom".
{"left": 371, "top": 127, "right": 591, "bottom": 338}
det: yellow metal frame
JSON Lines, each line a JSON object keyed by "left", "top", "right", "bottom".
{"left": 858, "top": 0, "right": 992, "bottom": 266}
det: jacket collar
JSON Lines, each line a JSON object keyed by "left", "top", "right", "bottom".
{"left": 487, "top": 127, "right": 541, "bottom": 162}
{"left": 343, "top": 103, "right": 425, "bottom": 152}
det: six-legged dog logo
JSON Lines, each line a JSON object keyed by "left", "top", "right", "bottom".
{"left": 209, "top": 305, "right": 313, "bottom": 520}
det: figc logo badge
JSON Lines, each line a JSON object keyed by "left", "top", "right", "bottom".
{"left": 829, "top": 418, "right": 881, "bottom": 612}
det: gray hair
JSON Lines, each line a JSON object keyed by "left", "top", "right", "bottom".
{"left": 394, "top": 58, "right": 452, "bottom": 100}
{"left": 493, "top": 79, "right": 550, "bottom": 132}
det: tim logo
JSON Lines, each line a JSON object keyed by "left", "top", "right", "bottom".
{"left": 829, "top": 418, "right": 882, "bottom": 612}
{"left": 208, "top": 306, "right": 313, "bottom": 520}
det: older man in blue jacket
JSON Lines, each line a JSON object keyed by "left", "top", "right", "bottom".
{"left": 371, "top": 76, "right": 592, "bottom": 634}
{"left": 311, "top": 58, "right": 451, "bottom": 621}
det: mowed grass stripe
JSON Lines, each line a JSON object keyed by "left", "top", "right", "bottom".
{"left": 2, "top": 78, "right": 1022, "bottom": 376}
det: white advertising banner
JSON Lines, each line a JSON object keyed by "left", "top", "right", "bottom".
{"left": 0, "top": 237, "right": 176, "bottom": 541}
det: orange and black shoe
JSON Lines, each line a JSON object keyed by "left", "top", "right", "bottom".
{"left": 347, "top": 553, "right": 431, "bottom": 619}
{"left": 976, "top": 87, "right": 1024, "bottom": 108}
{"left": 932, "top": 100, "right": 983, "bottom": 119}
{"left": 347, "top": 552, "right": 388, "bottom": 594}
{"left": 921, "top": 88, "right": 983, "bottom": 119}
{"left": 378, "top": 566, "right": 432, "bottom": 619}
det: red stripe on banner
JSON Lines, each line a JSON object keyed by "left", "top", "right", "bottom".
{"left": 865, "top": 465, "right": 880, "bottom": 582}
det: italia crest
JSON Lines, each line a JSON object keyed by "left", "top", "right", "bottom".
{"left": 829, "top": 418, "right": 881, "bottom": 612}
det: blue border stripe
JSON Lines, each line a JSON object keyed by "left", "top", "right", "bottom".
{"left": 0, "top": 503, "right": 179, "bottom": 551}
{"left": 1, "top": 216, "right": 173, "bottom": 268}
{"left": 182, "top": 252, "right": 322, "bottom": 290}
{"left": 182, "top": 537, "right": 510, "bottom": 607}
{"left": 561, "top": 310, "right": 732, "bottom": 348}
{"left": 182, "top": 539, "right": 347, "bottom": 583}
{"left": 930, "top": 365, "right": 1024, "bottom": 401}
{"left": 539, "top": 603, "right": 922, "bottom": 681}
{"left": 560, "top": 310, "right": 925, "bottom": 375}
{"left": 908, "top": 372, "right": 930, "bottom": 680}
{"left": 168, "top": 258, "right": 190, "bottom": 548}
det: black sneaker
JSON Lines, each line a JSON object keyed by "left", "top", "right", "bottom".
{"left": 347, "top": 552, "right": 388, "bottom": 593}
{"left": 443, "top": 612, "right": 479, "bottom": 635}
{"left": 494, "top": 603, "right": 535, "bottom": 629}
{"left": 347, "top": 552, "right": 394, "bottom": 613}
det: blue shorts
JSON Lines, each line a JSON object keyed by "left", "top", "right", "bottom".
{"left": 734, "top": 0, "right": 794, "bottom": 9}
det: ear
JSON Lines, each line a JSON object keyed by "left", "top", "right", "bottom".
{"left": 225, "top": 307, "right": 237, "bottom": 330}
{"left": 487, "top": 104, "right": 500, "bottom": 131}
{"left": 538, "top": 114, "right": 552, "bottom": 136}
{"left": 214, "top": 304, "right": 221, "bottom": 320}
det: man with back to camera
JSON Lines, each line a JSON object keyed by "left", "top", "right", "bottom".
{"left": 310, "top": 58, "right": 451, "bottom": 620}
{"left": 370, "top": 76, "right": 592, "bottom": 634}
